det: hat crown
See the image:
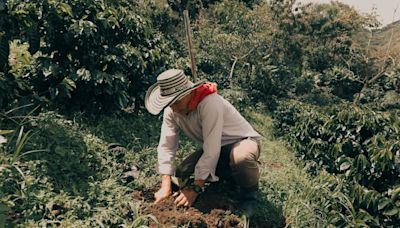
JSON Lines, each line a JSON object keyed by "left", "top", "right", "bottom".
{"left": 157, "top": 69, "right": 193, "bottom": 96}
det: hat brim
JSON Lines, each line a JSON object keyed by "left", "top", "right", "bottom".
{"left": 145, "top": 79, "right": 207, "bottom": 115}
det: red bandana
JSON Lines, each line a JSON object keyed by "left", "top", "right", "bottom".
{"left": 188, "top": 82, "right": 218, "bottom": 112}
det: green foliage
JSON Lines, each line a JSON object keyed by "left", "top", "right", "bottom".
{"left": 5, "top": 0, "right": 173, "bottom": 113}
{"left": 3, "top": 0, "right": 393, "bottom": 113}
{"left": 273, "top": 99, "right": 400, "bottom": 226}
{"left": 1, "top": 0, "right": 399, "bottom": 226}
{"left": 361, "top": 69, "right": 400, "bottom": 108}
{"left": 166, "top": 0, "right": 261, "bottom": 19}
{"left": 246, "top": 109, "right": 348, "bottom": 227}
{"left": 0, "top": 108, "right": 162, "bottom": 226}
{"left": 294, "top": 2, "right": 364, "bottom": 71}
{"left": 189, "top": 0, "right": 375, "bottom": 104}
{"left": 320, "top": 66, "right": 363, "bottom": 101}
{"left": 193, "top": 0, "right": 291, "bottom": 98}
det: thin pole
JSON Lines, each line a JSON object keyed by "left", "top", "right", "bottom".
{"left": 183, "top": 10, "right": 197, "bottom": 82}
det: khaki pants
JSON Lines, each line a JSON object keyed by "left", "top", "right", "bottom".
{"left": 175, "top": 138, "right": 261, "bottom": 189}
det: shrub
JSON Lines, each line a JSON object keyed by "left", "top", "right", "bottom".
{"left": 6, "top": 0, "right": 172, "bottom": 113}
{"left": 273, "top": 100, "right": 400, "bottom": 226}
{"left": 0, "top": 109, "right": 159, "bottom": 226}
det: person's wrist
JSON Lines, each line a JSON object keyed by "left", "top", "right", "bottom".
{"left": 194, "top": 179, "right": 206, "bottom": 187}
{"left": 161, "top": 175, "right": 171, "bottom": 182}
{"left": 186, "top": 182, "right": 205, "bottom": 194}
{"left": 161, "top": 175, "right": 172, "bottom": 191}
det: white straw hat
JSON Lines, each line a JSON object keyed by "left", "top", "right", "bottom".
{"left": 145, "top": 69, "right": 206, "bottom": 115}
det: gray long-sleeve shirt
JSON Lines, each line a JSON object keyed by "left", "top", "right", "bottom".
{"left": 157, "top": 93, "right": 262, "bottom": 182}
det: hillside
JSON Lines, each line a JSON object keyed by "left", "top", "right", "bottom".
{"left": 2, "top": 1, "right": 399, "bottom": 227}
{"left": 0, "top": 106, "right": 331, "bottom": 227}
{"left": 354, "top": 20, "right": 400, "bottom": 62}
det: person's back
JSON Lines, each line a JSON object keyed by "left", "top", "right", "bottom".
{"left": 163, "top": 93, "right": 261, "bottom": 146}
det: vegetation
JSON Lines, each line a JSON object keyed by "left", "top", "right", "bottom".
{"left": 274, "top": 100, "right": 400, "bottom": 226}
{"left": 1, "top": 0, "right": 399, "bottom": 227}
{"left": 2, "top": 0, "right": 172, "bottom": 112}
{"left": 0, "top": 110, "right": 162, "bottom": 226}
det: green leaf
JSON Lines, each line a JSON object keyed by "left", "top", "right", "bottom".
{"left": 0, "top": 130, "right": 14, "bottom": 135}
{"left": 356, "top": 154, "right": 369, "bottom": 170}
{"left": 118, "top": 92, "right": 128, "bottom": 109}
{"left": 62, "top": 78, "right": 76, "bottom": 91}
{"left": 58, "top": 3, "right": 73, "bottom": 16}
{"left": 43, "top": 66, "right": 53, "bottom": 77}
{"left": 49, "top": 87, "right": 59, "bottom": 99}
{"left": 77, "top": 68, "right": 91, "bottom": 81}
{"left": 383, "top": 207, "right": 398, "bottom": 216}
{"left": 378, "top": 199, "right": 391, "bottom": 210}
{"left": 389, "top": 186, "right": 400, "bottom": 201}
{"left": 340, "top": 161, "right": 351, "bottom": 171}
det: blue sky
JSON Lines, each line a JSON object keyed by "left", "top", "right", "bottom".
{"left": 296, "top": 0, "right": 400, "bottom": 26}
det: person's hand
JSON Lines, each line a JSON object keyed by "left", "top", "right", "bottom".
{"left": 154, "top": 186, "right": 172, "bottom": 204}
{"left": 174, "top": 188, "right": 198, "bottom": 207}
{"left": 154, "top": 175, "right": 172, "bottom": 204}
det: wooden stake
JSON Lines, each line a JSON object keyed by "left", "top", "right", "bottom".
{"left": 183, "top": 10, "right": 197, "bottom": 82}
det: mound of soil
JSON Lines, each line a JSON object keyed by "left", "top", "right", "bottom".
{"left": 133, "top": 188, "right": 244, "bottom": 227}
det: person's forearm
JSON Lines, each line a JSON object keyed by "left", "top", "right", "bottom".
{"left": 161, "top": 175, "right": 171, "bottom": 189}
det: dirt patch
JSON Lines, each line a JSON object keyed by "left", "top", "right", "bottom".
{"left": 264, "top": 162, "right": 284, "bottom": 170}
{"left": 133, "top": 188, "right": 244, "bottom": 227}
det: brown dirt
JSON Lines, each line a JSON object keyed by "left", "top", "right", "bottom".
{"left": 133, "top": 189, "right": 244, "bottom": 227}
{"left": 264, "top": 162, "right": 284, "bottom": 170}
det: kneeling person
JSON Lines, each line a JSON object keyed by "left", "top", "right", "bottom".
{"left": 145, "top": 69, "right": 262, "bottom": 210}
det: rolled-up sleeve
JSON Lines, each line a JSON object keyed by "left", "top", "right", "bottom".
{"left": 157, "top": 108, "right": 179, "bottom": 175}
{"left": 194, "top": 100, "right": 224, "bottom": 182}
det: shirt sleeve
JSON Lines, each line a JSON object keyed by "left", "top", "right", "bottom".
{"left": 194, "top": 99, "right": 224, "bottom": 182}
{"left": 156, "top": 107, "right": 179, "bottom": 175}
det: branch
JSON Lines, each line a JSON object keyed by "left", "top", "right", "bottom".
{"left": 353, "top": 4, "right": 399, "bottom": 106}
{"left": 353, "top": 66, "right": 389, "bottom": 105}
{"left": 229, "top": 56, "right": 238, "bottom": 81}
{"left": 228, "top": 47, "right": 256, "bottom": 83}
{"left": 183, "top": 10, "right": 197, "bottom": 81}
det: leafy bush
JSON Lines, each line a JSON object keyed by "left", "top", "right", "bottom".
{"left": 319, "top": 66, "right": 363, "bottom": 101}
{"left": 3, "top": 0, "right": 390, "bottom": 113}
{"left": 361, "top": 69, "right": 400, "bottom": 108}
{"left": 273, "top": 100, "right": 400, "bottom": 226}
{"left": 188, "top": 0, "right": 376, "bottom": 105}
{"left": 193, "top": 0, "right": 294, "bottom": 98}
{"left": 5, "top": 0, "right": 173, "bottom": 113}
{"left": 0, "top": 109, "right": 161, "bottom": 226}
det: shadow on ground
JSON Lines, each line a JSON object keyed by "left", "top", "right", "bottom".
{"left": 134, "top": 182, "right": 284, "bottom": 228}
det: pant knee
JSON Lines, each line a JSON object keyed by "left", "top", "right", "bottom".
{"left": 230, "top": 139, "right": 261, "bottom": 188}
{"left": 230, "top": 139, "right": 259, "bottom": 164}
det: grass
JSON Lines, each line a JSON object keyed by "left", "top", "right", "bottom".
{"left": 244, "top": 109, "right": 329, "bottom": 227}
{"left": 1, "top": 105, "right": 334, "bottom": 227}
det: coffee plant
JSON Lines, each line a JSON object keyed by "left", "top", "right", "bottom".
{"left": 273, "top": 99, "right": 400, "bottom": 226}
{"left": 3, "top": 0, "right": 173, "bottom": 113}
